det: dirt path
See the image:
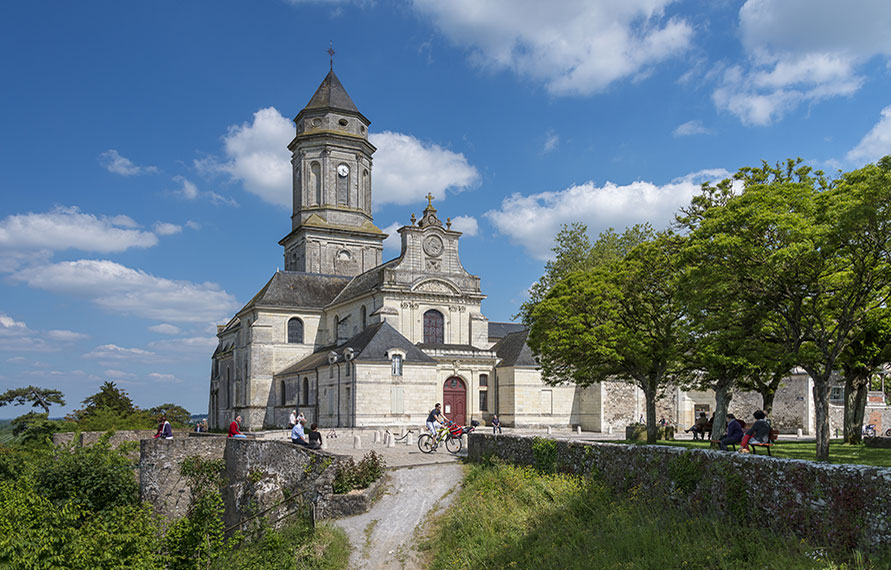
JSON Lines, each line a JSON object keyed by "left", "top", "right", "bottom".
{"left": 333, "top": 463, "right": 464, "bottom": 570}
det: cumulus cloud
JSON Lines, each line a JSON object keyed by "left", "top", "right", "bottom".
{"left": 484, "top": 168, "right": 730, "bottom": 260}
{"left": 13, "top": 259, "right": 238, "bottom": 323}
{"left": 185, "top": 221, "right": 201, "bottom": 230}
{"left": 153, "top": 222, "right": 182, "bottom": 236}
{"left": 449, "top": 215, "right": 478, "bottom": 236}
{"left": 0, "top": 207, "right": 157, "bottom": 271}
{"left": 45, "top": 330, "right": 89, "bottom": 341}
{"left": 713, "top": 0, "right": 891, "bottom": 125}
{"left": 381, "top": 222, "right": 403, "bottom": 253}
{"left": 847, "top": 105, "right": 891, "bottom": 164}
{"left": 148, "top": 336, "right": 218, "bottom": 355}
{"left": 673, "top": 120, "right": 711, "bottom": 137}
{"left": 147, "top": 372, "right": 182, "bottom": 384}
{"left": 412, "top": 0, "right": 692, "bottom": 95}
{"left": 171, "top": 176, "right": 239, "bottom": 207}
{"left": 369, "top": 131, "right": 480, "bottom": 206}
{"left": 98, "top": 149, "right": 158, "bottom": 176}
{"left": 149, "top": 323, "right": 181, "bottom": 335}
{"left": 105, "top": 369, "right": 136, "bottom": 379}
{"left": 0, "top": 314, "right": 86, "bottom": 351}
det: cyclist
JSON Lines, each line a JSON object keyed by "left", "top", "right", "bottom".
{"left": 426, "top": 403, "right": 450, "bottom": 436}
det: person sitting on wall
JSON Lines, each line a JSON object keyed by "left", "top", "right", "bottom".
{"left": 307, "top": 423, "right": 322, "bottom": 449}
{"left": 229, "top": 415, "right": 247, "bottom": 438}
{"left": 153, "top": 415, "right": 173, "bottom": 439}
{"left": 291, "top": 416, "right": 309, "bottom": 447}
{"left": 685, "top": 412, "right": 708, "bottom": 440}
{"left": 740, "top": 410, "right": 771, "bottom": 451}
{"left": 492, "top": 414, "right": 502, "bottom": 435}
{"left": 718, "top": 413, "right": 744, "bottom": 450}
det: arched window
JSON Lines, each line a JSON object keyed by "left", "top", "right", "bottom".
{"left": 423, "top": 310, "right": 444, "bottom": 344}
{"left": 302, "top": 377, "right": 309, "bottom": 405}
{"left": 311, "top": 162, "right": 321, "bottom": 204}
{"left": 360, "top": 305, "right": 367, "bottom": 330}
{"left": 391, "top": 354, "right": 403, "bottom": 376}
{"left": 287, "top": 318, "right": 304, "bottom": 344}
{"left": 280, "top": 380, "right": 286, "bottom": 406}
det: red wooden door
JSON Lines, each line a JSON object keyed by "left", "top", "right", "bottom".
{"left": 442, "top": 376, "right": 466, "bottom": 426}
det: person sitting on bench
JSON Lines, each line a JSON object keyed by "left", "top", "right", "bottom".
{"left": 740, "top": 409, "right": 770, "bottom": 451}
{"left": 685, "top": 412, "right": 708, "bottom": 440}
{"left": 718, "top": 413, "right": 743, "bottom": 450}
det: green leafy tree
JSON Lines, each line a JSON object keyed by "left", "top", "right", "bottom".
{"left": 146, "top": 403, "right": 192, "bottom": 427}
{"left": 80, "top": 381, "right": 135, "bottom": 416}
{"left": 836, "top": 308, "right": 891, "bottom": 444}
{"left": 0, "top": 386, "right": 65, "bottom": 415}
{"left": 688, "top": 157, "right": 891, "bottom": 460}
{"left": 529, "top": 233, "right": 689, "bottom": 443}
{"left": 517, "top": 222, "right": 653, "bottom": 326}
{"left": 10, "top": 412, "right": 60, "bottom": 447}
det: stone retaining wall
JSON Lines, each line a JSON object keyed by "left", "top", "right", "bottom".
{"left": 468, "top": 433, "right": 891, "bottom": 553}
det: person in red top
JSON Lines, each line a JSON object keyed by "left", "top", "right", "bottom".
{"left": 228, "top": 415, "right": 247, "bottom": 438}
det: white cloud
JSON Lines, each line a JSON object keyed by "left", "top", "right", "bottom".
{"left": 45, "top": 330, "right": 89, "bottom": 341}
{"left": 149, "top": 323, "right": 181, "bottom": 335}
{"left": 0, "top": 314, "right": 26, "bottom": 330}
{"left": 0, "top": 314, "right": 53, "bottom": 352}
{"left": 484, "top": 168, "right": 730, "bottom": 260}
{"left": 713, "top": 1, "right": 891, "bottom": 125}
{"left": 173, "top": 176, "right": 199, "bottom": 199}
{"left": 147, "top": 372, "right": 182, "bottom": 384}
{"left": 412, "top": 0, "right": 693, "bottom": 95}
{"left": 381, "top": 222, "right": 403, "bottom": 252}
{"left": 0, "top": 206, "right": 158, "bottom": 271}
{"left": 148, "top": 336, "right": 218, "bottom": 355}
{"left": 105, "top": 369, "right": 136, "bottom": 379}
{"left": 98, "top": 149, "right": 158, "bottom": 176}
{"left": 208, "top": 107, "right": 293, "bottom": 207}
{"left": 153, "top": 222, "right": 182, "bottom": 236}
{"left": 542, "top": 131, "right": 559, "bottom": 153}
{"left": 7, "top": 356, "right": 26, "bottom": 363}
{"left": 13, "top": 259, "right": 238, "bottom": 323}
{"left": 847, "top": 105, "right": 891, "bottom": 164}
{"left": 185, "top": 221, "right": 201, "bottom": 230}
{"left": 449, "top": 215, "right": 478, "bottom": 236}
{"left": 369, "top": 131, "right": 480, "bottom": 206}
{"left": 171, "top": 176, "right": 239, "bottom": 207}
{"left": 84, "top": 344, "right": 155, "bottom": 361}
{"left": 673, "top": 120, "right": 711, "bottom": 137}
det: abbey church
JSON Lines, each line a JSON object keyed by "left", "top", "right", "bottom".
{"left": 208, "top": 70, "right": 888, "bottom": 436}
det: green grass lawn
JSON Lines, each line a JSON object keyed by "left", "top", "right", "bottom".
{"left": 427, "top": 461, "right": 886, "bottom": 569}
{"left": 624, "top": 439, "right": 891, "bottom": 467}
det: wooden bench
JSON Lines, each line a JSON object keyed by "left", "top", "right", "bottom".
{"left": 749, "top": 429, "right": 779, "bottom": 456}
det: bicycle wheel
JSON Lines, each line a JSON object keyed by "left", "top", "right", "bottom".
{"left": 418, "top": 433, "right": 435, "bottom": 454}
{"left": 885, "top": 428, "right": 891, "bottom": 437}
{"left": 445, "top": 434, "right": 462, "bottom": 454}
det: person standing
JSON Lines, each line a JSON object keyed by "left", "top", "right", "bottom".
{"left": 288, "top": 409, "right": 297, "bottom": 429}
{"left": 229, "top": 415, "right": 247, "bottom": 438}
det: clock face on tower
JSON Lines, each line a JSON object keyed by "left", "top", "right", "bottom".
{"left": 423, "top": 235, "right": 444, "bottom": 257}
{"left": 337, "top": 164, "right": 349, "bottom": 177}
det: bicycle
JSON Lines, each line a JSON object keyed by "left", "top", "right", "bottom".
{"left": 418, "top": 421, "right": 463, "bottom": 454}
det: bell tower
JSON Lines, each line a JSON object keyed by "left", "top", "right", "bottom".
{"left": 279, "top": 69, "right": 386, "bottom": 277}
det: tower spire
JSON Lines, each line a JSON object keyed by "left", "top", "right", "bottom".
{"left": 328, "top": 41, "right": 335, "bottom": 71}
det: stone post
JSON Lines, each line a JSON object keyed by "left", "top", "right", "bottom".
{"left": 353, "top": 435, "right": 362, "bottom": 449}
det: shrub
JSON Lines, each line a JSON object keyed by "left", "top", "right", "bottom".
{"left": 333, "top": 451, "right": 385, "bottom": 494}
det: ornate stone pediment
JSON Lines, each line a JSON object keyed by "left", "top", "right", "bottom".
{"left": 412, "top": 279, "right": 458, "bottom": 295}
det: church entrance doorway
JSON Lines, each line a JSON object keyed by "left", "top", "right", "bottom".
{"left": 443, "top": 376, "right": 466, "bottom": 426}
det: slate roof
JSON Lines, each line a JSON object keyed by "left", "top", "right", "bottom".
{"left": 492, "top": 329, "right": 538, "bottom": 368}
{"left": 275, "top": 321, "right": 435, "bottom": 377}
{"left": 303, "top": 70, "right": 359, "bottom": 114}
{"left": 328, "top": 259, "right": 399, "bottom": 307}
{"left": 488, "top": 321, "right": 527, "bottom": 340}
{"left": 240, "top": 271, "right": 350, "bottom": 314}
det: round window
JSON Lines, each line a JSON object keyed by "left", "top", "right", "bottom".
{"left": 338, "top": 118, "right": 348, "bottom": 126}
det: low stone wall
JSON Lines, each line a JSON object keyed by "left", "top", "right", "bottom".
{"left": 140, "top": 438, "right": 228, "bottom": 521}
{"left": 468, "top": 433, "right": 891, "bottom": 553}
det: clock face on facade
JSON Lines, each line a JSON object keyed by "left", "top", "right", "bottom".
{"left": 423, "top": 235, "right": 444, "bottom": 257}
{"left": 337, "top": 164, "right": 349, "bottom": 177}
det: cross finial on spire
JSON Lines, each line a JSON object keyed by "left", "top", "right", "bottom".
{"left": 328, "top": 41, "right": 335, "bottom": 71}
{"left": 425, "top": 192, "right": 435, "bottom": 208}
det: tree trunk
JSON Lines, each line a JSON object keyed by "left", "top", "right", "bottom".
{"left": 759, "top": 388, "right": 776, "bottom": 417}
{"left": 711, "top": 378, "right": 733, "bottom": 447}
{"left": 843, "top": 371, "right": 869, "bottom": 444}
{"left": 810, "top": 371, "right": 832, "bottom": 461}
{"left": 643, "top": 380, "right": 658, "bottom": 444}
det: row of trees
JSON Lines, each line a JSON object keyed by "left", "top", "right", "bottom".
{"left": 0, "top": 382, "right": 192, "bottom": 445}
{"left": 526, "top": 156, "right": 891, "bottom": 461}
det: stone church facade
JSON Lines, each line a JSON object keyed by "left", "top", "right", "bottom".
{"left": 208, "top": 70, "right": 889, "bottom": 435}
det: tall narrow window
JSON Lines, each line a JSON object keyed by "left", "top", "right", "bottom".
{"left": 479, "top": 373, "right": 488, "bottom": 387}
{"left": 360, "top": 305, "right": 367, "bottom": 329}
{"left": 336, "top": 164, "right": 349, "bottom": 205}
{"left": 311, "top": 162, "right": 321, "bottom": 204}
{"left": 302, "top": 377, "right": 309, "bottom": 405}
{"left": 280, "top": 380, "right": 286, "bottom": 406}
{"left": 391, "top": 354, "right": 403, "bottom": 376}
{"left": 479, "top": 390, "right": 488, "bottom": 411}
{"left": 423, "top": 310, "right": 444, "bottom": 344}
{"left": 287, "top": 318, "right": 304, "bottom": 344}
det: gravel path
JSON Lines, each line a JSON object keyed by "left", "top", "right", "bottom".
{"left": 333, "top": 463, "right": 465, "bottom": 570}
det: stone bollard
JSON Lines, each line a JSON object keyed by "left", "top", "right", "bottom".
{"left": 607, "top": 425, "right": 613, "bottom": 435}
{"left": 387, "top": 433, "right": 396, "bottom": 448}
{"left": 797, "top": 428, "right": 803, "bottom": 438}
{"left": 577, "top": 425, "right": 582, "bottom": 434}
{"left": 373, "top": 431, "right": 381, "bottom": 444}
{"left": 546, "top": 426, "right": 552, "bottom": 435}
{"left": 321, "top": 436, "right": 328, "bottom": 450}
{"left": 353, "top": 435, "right": 362, "bottom": 449}
{"left": 406, "top": 432, "right": 414, "bottom": 446}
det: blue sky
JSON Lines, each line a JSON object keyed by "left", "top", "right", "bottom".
{"left": 2, "top": 0, "right": 891, "bottom": 418}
